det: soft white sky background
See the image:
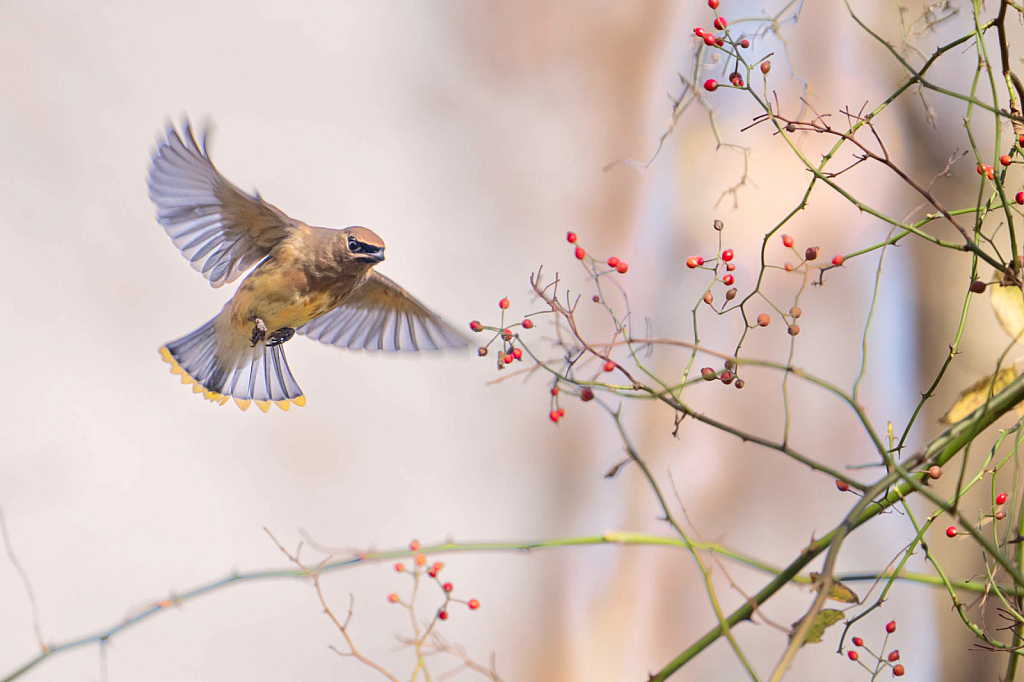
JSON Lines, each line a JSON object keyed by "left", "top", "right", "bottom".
{"left": 1, "top": 1, "right": 1021, "bottom": 680}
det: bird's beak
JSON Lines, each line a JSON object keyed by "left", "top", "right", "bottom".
{"left": 360, "top": 249, "right": 385, "bottom": 263}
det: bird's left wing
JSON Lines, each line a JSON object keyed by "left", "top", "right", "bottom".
{"left": 148, "top": 121, "right": 297, "bottom": 288}
{"left": 297, "top": 272, "right": 468, "bottom": 351}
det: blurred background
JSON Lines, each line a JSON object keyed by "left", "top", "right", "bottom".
{"left": 2, "top": 1, "right": 1022, "bottom": 680}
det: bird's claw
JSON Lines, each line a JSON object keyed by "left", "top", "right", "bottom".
{"left": 265, "top": 328, "right": 295, "bottom": 347}
{"left": 249, "top": 316, "right": 267, "bottom": 347}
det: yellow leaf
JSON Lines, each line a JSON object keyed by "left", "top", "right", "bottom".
{"left": 991, "top": 284, "right": 1024, "bottom": 342}
{"left": 940, "top": 367, "right": 1019, "bottom": 425}
{"left": 788, "top": 608, "right": 844, "bottom": 645}
{"left": 810, "top": 573, "right": 860, "bottom": 604}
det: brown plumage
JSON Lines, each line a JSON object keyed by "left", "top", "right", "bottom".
{"left": 149, "top": 121, "right": 467, "bottom": 411}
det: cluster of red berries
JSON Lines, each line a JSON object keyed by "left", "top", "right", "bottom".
{"left": 567, "top": 232, "right": 629, "bottom": 273}
{"left": 946, "top": 492, "right": 1010, "bottom": 537}
{"left": 388, "top": 540, "right": 480, "bottom": 621}
{"left": 549, "top": 384, "right": 597, "bottom": 424}
{"left": 695, "top": 1, "right": 752, "bottom": 93}
{"left": 469, "top": 298, "right": 537, "bottom": 369}
{"left": 699, "top": 360, "right": 745, "bottom": 389}
{"left": 847, "top": 621, "right": 904, "bottom": 676}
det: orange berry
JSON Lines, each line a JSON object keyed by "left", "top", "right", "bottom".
{"left": 782, "top": 234, "right": 794, "bottom": 247}
{"left": 409, "top": 540, "right": 420, "bottom": 551}
{"left": 616, "top": 261, "right": 629, "bottom": 273}
{"left": 1001, "top": 154, "right": 1012, "bottom": 166}
{"left": 499, "top": 297, "right": 510, "bottom": 309}
{"left": 603, "top": 360, "right": 616, "bottom": 372}
{"left": 760, "top": 60, "right": 771, "bottom": 75}
{"left": 387, "top": 593, "right": 399, "bottom": 603}
{"left": 415, "top": 553, "right": 426, "bottom": 566}
{"left": 757, "top": 313, "right": 770, "bottom": 327}
{"left": 893, "top": 664, "right": 905, "bottom": 677}
{"left": 607, "top": 257, "right": 620, "bottom": 267}
{"left": 836, "top": 479, "right": 850, "bottom": 492}
{"left": 468, "top": 598, "right": 480, "bottom": 610}
{"left": 395, "top": 562, "right": 405, "bottom": 572}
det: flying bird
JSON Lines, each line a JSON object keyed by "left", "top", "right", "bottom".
{"left": 149, "top": 121, "right": 467, "bottom": 411}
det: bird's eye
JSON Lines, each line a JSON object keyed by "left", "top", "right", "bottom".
{"left": 348, "top": 238, "right": 358, "bottom": 251}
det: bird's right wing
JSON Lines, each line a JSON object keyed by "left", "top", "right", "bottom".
{"left": 297, "top": 271, "right": 468, "bottom": 351}
{"left": 148, "top": 121, "right": 297, "bottom": 288}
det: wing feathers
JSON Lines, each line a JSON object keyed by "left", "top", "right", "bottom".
{"left": 297, "top": 272, "right": 467, "bottom": 352}
{"left": 148, "top": 121, "right": 296, "bottom": 288}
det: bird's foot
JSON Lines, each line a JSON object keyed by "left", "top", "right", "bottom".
{"left": 249, "top": 316, "right": 267, "bottom": 347}
{"left": 265, "top": 327, "right": 295, "bottom": 347}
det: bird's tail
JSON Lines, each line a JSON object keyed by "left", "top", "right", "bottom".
{"left": 159, "top": 317, "right": 305, "bottom": 412}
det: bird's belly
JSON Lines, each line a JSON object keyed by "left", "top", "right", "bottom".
{"left": 262, "top": 293, "right": 336, "bottom": 331}
{"left": 229, "top": 288, "right": 337, "bottom": 334}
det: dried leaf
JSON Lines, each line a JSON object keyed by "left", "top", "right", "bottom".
{"left": 810, "top": 573, "right": 860, "bottom": 604}
{"left": 991, "top": 283, "right": 1024, "bottom": 342}
{"left": 940, "top": 367, "right": 1018, "bottom": 425}
{"left": 788, "top": 608, "right": 844, "bottom": 645}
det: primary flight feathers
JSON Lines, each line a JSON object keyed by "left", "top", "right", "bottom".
{"left": 149, "top": 120, "right": 467, "bottom": 411}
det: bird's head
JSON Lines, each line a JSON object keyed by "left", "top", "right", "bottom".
{"left": 340, "top": 226, "right": 386, "bottom": 265}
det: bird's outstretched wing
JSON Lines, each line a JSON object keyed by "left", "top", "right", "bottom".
{"left": 297, "top": 272, "right": 468, "bottom": 351}
{"left": 148, "top": 121, "right": 296, "bottom": 288}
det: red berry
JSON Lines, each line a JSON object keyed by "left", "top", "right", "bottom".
{"left": 888, "top": 650, "right": 900, "bottom": 662}
{"left": 722, "top": 274, "right": 735, "bottom": 286}
{"left": 499, "top": 297, "right": 510, "bottom": 310}
{"left": 893, "top": 664, "right": 905, "bottom": 677}
{"left": 708, "top": 0, "right": 719, "bottom": 7}
{"left": 713, "top": 17, "right": 727, "bottom": 29}
{"left": 438, "top": 610, "right": 448, "bottom": 620}
{"left": 566, "top": 231, "right": 577, "bottom": 243}
{"left": 788, "top": 324, "right": 800, "bottom": 336}
{"left": 443, "top": 582, "right": 453, "bottom": 592}
{"left": 726, "top": 263, "right": 735, "bottom": 271}
{"left": 512, "top": 348, "right": 523, "bottom": 360}
{"left": 607, "top": 256, "right": 619, "bottom": 267}
{"left": 580, "top": 387, "right": 594, "bottom": 402}
{"left": 703, "top": 33, "right": 716, "bottom": 46}
{"left": 575, "top": 246, "right": 586, "bottom": 260}
{"left": 603, "top": 360, "right": 616, "bottom": 372}
{"left": 782, "top": 234, "right": 794, "bottom": 247}
{"left": 946, "top": 526, "right": 957, "bottom": 538}
{"left": 987, "top": 167, "right": 995, "bottom": 180}
{"left": 760, "top": 61, "right": 771, "bottom": 74}
{"left": 756, "top": 313, "right": 770, "bottom": 327}
{"left": 1001, "top": 154, "right": 1012, "bottom": 166}
{"left": 395, "top": 562, "right": 405, "bottom": 572}
{"left": 696, "top": 256, "right": 705, "bottom": 266}
{"left": 730, "top": 76, "right": 744, "bottom": 87}
{"left": 784, "top": 262, "right": 794, "bottom": 272}
{"left": 836, "top": 479, "right": 850, "bottom": 492}
{"left": 686, "top": 256, "right": 699, "bottom": 268}
{"left": 410, "top": 540, "right": 420, "bottom": 551}
{"left": 739, "top": 38, "right": 750, "bottom": 48}
{"left": 428, "top": 567, "right": 438, "bottom": 577}
{"left": 469, "top": 320, "right": 482, "bottom": 332}
{"left": 551, "top": 387, "right": 559, "bottom": 395}
{"left": 997, "top": 492, "right": 1008, "bottom": 505}
{"left": 852, "top": 637, "right": 863, "bottom": 647}
{"left": 977, "top": 163, "right": 985, "bottom": 175}
{"left": 704, "top": 79, "right": 718, "bottom": 92}
{"left": 433, "top": 561, "right": 444, "bottom": 572}
{"left": 415, "top": 553, "right": 426, "bottom": 566}
{"left": 714, "top": 37, "right": 724, "bottom": 46}
{"left": 522, "top": 318, "right": 534, "bottom": 329}
{"left": 832, "top": 255, "right": 844, "bottom": 266}
{"left": 557, "top": 407, "right": 565, "bottom": 417}
{"left": 848, "top": 651, "right": 858, "bottom": 661}
{"left": 616, "top": 262, "right": 629, "bottom": 273}
{"left": 468, "top": 598, "right": 480, "bottom": 610}
{"left": 701, "top": 367, "right": 716, "bottom": 381}
{"left": 549, "top": 410, "right": 560, "bottom": 423}
{"left": 387, "top": 593, "right": 399, "bottom": 603}
{"left": 885, "top": 620, "right": 896, "bottom": 633}
{"left": 503, "top": 354, "right": 513, "bottom": 364}
{"left": 722, "top": 249, "right": 734, "bottom": 262}
{"left": 1016, "top": 191, "right": 1023, "bottom": 205}
{"left": 694, "top": 27, "right": 706, "bottom": 37}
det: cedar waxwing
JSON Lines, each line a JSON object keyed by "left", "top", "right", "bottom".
{"left": 149, "top": 121, "right": 467, "bottom": 412}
